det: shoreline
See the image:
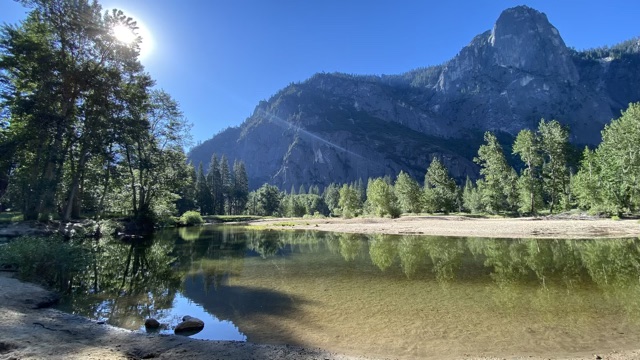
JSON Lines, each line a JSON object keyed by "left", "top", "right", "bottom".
{"left": 0, "top": 272, "right": 368, "bottom": 360}
{"left": 247, "top": 215, "right": 640, "bottom": 239}
{"left": 2, "top": 272, "right": 640, "bottom": 360}
{"left": 3, "top": 216, "right": 640, "bottom": 359}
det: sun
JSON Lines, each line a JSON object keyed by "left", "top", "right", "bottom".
{"left": 110, "top": 11, "right": 154, "bottom": 61}
{"left": 112, "top": 24, "right": 137, "bottom": 44}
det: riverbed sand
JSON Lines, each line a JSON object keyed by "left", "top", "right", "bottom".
{"left": 249, "top": 215, "right": 640, "bottom": 239}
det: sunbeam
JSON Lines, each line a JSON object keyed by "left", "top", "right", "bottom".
{"left": 258, "top": 109, "right": 364, "bottom": 159}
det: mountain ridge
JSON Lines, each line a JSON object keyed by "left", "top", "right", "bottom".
{"left": 189, "top": 6, "right": 640, "bottom": 190}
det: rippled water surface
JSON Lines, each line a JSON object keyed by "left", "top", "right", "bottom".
{"left": 58, "top": 226, "right": 640, "bottom": 359}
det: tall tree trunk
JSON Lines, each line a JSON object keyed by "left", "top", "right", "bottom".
{"left": 96, "top": 164, "right": 111, "bottom": 220}
{"left": 124, "top": 145, "right": 138, "bottom": 215}
{"left": 63, "top": 150, "right": 87, "bottom": 222}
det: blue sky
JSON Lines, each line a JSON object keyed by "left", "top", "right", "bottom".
{"left": 2, "top": 1, "right": 638, "bottom": 147}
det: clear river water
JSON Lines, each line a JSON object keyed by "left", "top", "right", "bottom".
{"left": 57, "top": 225, "right": 640, "bottom": 359}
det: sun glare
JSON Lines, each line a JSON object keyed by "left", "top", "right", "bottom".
{"left": 110, "top": 10, "right": 154, "bottom": 61}
{"left": 112, "top": 24, "right": 137, "bottom": 44}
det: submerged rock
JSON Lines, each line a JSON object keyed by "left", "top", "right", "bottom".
{"left": 174, "top": 315, "right": 204, "bottom": 336}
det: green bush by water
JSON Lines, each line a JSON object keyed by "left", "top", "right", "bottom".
{"left": 180, "top": 211, "right": 204, "bottom": 226}
{"left": 0, "top": 235, "right": 89, "bottom": 288}
{"left": 0, "top": 212, "right": 23, "bottom": 223}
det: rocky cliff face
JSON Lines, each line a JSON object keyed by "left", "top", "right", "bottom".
{"left": 189, "top": 6, "right": 640, "bottom": 190}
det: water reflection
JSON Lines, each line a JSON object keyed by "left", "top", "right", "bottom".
{"left": 58, "top": 227, "right": 640, "bottom": 358}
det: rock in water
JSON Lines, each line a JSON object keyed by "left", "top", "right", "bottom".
{"left": 144, "top": 318, "right": 160, "bottom": 330}
{"left": 175, "top": 316, "right": 204, "bottom": 336}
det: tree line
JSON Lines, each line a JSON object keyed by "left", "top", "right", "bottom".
{"left": 193, "top": 154, "right": 249, "bottom": 216}
{"left": 245, "top": 104, "right": 640, "bottom": 218}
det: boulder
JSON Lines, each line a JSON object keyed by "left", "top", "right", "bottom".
{"left": 144, "top": 318, "right": 160, "bottom": 329}
{"left": 174, "top": 315, "right": 204, "bottom": 336}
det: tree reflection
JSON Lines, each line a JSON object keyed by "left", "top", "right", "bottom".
{"left": 62, "top": 226, "right": 640, "bottom": 331}
{"left": 68, "top": 234, "right": 181, "bottom": 329}
{"left": 178, "top": 226, "right": 203, "bottom": 241}
{"left": 397, "top": 236, "right": 427, "bottom": 278}
{"left": 578, "top": 239, "right": 640, "bottom": 287}
{"left": 424, "top": 237, "right": 466, "bottom": 282}
{"left": 338, "top": 233, "right": 365, "bottom": 261}
{"left": 368, "top": 234, "right": 398, "bottom": 271}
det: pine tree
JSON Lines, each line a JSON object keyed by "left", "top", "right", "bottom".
{"left": 232, "top": 160, "right": 249, "bottom": 215}
{"left": 462, "top": 177, "right": 483, "bottom": 213}
{"left": 219, "top": 155, "right": 232, "bottom": 214}
{"left": 474, "top": 132, "right": 519, "bottom": 214}
{"left": 423, "top": 158, "right": 458, "bottom": 214}
{"left": 207, "top": 154, "right": 223, "bottom": 215}
{"left": 196, "top": 163, "right": 213, "bottom": 214}
{"left": 323, "top": 183, "right": 340, "bottom": 216}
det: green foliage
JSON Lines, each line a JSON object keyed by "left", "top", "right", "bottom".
{"left": 0, "top": 235, "right": 88, "bottom": 288}
{"left": 571, "top": 147, "right": 602, "bottom": 210}
{"left": 538, "top": 119, "right": 570, "bottom": 214}
{"left": 196, "top": 162, "right": 213, "bottom": 214}
{"left": 179, "top": 210, "right": 204, "bottom": 226}
{"left": 394, "top": 171, "right": 422, "bottom": 214}
{"left": 572, "top": 103, "right": 640, "bottom": 214}
{"left": 195, "top": 155, "right": 248, "bottom": 216}
{"left": 366, "top": 178, "right": 400, "bottom": 218}
{"left": 0, "top": 2, "right": 193, "bottom": 224}
{"left": 462, "top": 177, "right": 483, "bottom": 213}
{"left": 338, "top": 183, "right": 360, "bottom": 218}
{"left": 323, "top": 183, "right": 341, "bottom": 216}
{"left": 474, "top": 132, "right": 519, "bottom": 214}
{"left": 513, "top": 129, "right": 543, "bottom": 214}
{"left": 248, "top": 184, "right": 282, "bottom": 216}
{"left": 0, "top": 212, "right": 23, "bottom": 223}
{"left": 423, "top": 158, "right": 458, "bottom": 214}
{"left": 594, "top": 103, "right": 640, "bottom": 213}
{"left": 281, "top": 194, "right": 305, "bottom": 217}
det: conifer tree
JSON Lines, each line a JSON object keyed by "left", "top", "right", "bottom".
{"left": 423, "top": 158, "right": 458, "bottom": 214}
{"left": 232, "top": 160, "right": 249, "bottom": 215}
{"left": 394, "top": 171, "right": 422, "bottom": 214}
{"left": 474, "top": 132, "right": 519, "bottom": 213}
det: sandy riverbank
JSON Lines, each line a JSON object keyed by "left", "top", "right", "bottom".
{"left": 248, "top": 215, "right": 640, "bottom": 239}
{"left": 0, "top": 273, "right": 369, "bottom": 360}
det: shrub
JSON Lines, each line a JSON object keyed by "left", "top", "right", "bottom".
{"left": 0, "top": 235, "right": 89, "bottom": 288}
{"left": 179, "top": 211, "right": 204, "bottom": 226}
